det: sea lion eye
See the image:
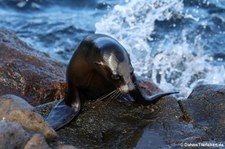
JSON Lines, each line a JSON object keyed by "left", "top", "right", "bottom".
{"left": 111, "top": 74, "right": 120, "bottom": 80}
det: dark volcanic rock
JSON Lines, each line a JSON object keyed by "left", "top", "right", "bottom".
{"left": 37, "top": 79, "right": 181, "bottom": 148}
{"left": 38, "top": 83, "right": 225, "bottom": 148}
{"left": 136, "top": 97, "right": 206, "bottom": 148}
{"left": 185, "top": 84, "right": 225, "bottom": 141}
{"left": 56, "top": 145, "right": 78, "bottom": 149}
{"left": 0, "top": 28, "right": 67, "bottom": 105}
{"left": 138, "top": 84, "right": 225, "bottom": 148}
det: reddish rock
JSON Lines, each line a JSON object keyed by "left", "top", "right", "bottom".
{"left": 0, "top": 28, "right": 67, "bottom": 105}
{"left": 136, "top": 77, "right": 162, "bottom": 95}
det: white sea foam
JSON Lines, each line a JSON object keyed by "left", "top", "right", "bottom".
{"left": 95, "top": 0, "right": 225, "bottom": 98}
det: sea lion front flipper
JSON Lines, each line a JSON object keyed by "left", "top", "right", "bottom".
{"left": 142, "top": 91, "right": 179, "bottom": 103}
{"left": 130, "top": 81, "right": 179, "bottom": 104}
{"left": 46, "top": 99, "right": 80, "bottom": 130}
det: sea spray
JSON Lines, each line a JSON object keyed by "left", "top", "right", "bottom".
{"left": 95, "top": 0, "right": 225, "bottom": 98}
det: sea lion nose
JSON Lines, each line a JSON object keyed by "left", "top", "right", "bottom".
{"left": 119, "top": 83, "right": 134, "bottom": 94}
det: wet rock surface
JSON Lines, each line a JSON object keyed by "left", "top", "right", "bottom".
{"left": 36, "top": 78, "right": 175, "bottom": 148}
{"left": 37, "top": 98, "right": 156, "bottom": 148}
{"left": 136, "top": 98, "right": 206, "bottom": 148}
{"left": 0, "top": 28, "right": 67, "bottom": 106}
{"left": 135, "top": 84, "right": 225, "bottom": 148}
{"left": 37, "top": 83, "right": 225, "bottom": 148}
{"left": 185, "top": 84, "right": 225, "bottom": 142}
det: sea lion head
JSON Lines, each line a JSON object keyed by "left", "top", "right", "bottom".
{"left": 94, "top": 35, "right": 135, "bottom": 94}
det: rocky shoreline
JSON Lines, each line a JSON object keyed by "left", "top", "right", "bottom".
{"left": 0, "top": 28, "right": 225, "bottom": 148}
{"left": 0, "top": 28, "right": 67, "bottom": 106}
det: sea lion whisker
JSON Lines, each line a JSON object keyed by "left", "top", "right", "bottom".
{"left": 103, "top": 90, "right": 118, "bottom": 100}
{"left": 104, "top": 91, "right": 121, "bottom": 106}
{"left": 115, "top": 91, "right": 123, "bottom": 99}
{"left": 108, "top": 90, "right": 121, "bottom": 101}
{"left": 104, "top": 93, "right": 117, "bottom": 106}
{"left": 94, "top": 90, "right": 117, "bottom": 103}
{"left": 94, "top": 90, "right": 118, "bottom": 106}
{"left": 103, "top": 90, "right": 117, "bottom": 102}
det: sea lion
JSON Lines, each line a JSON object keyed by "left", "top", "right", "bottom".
{"left": 46, "top": 34, "right": 178, "bottom": 130}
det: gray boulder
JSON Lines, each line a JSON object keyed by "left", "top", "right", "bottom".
{"left": 0, "top": 94, "right": 58, "bottom": 141}
{"left": 0, "top": 122, "right": 30, "bottom": 149}
{"left": 0, "top": 94, "right": 34, "bottom": 118}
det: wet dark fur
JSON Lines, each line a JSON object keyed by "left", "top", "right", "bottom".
{"left": 46, "top": 34, "right": 178, "bottom": 130}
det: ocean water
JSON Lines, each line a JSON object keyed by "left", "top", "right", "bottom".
{"left": 1, "top": 0, "right": 225, "bottom": 98}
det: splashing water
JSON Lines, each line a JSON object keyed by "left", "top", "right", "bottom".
{"left": 95, "top": 0, "right": 225, "bottom": 98}
{"left": 1, "top": 0, "right": 225, "bottom": 99}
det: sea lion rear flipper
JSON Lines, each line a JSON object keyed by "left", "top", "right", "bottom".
{"left": 46, "top": 99, "right": 80, "bottom": 130}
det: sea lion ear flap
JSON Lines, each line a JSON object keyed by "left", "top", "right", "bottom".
{"left": 94, "top": 61, "right": 105, "bottom": 66}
